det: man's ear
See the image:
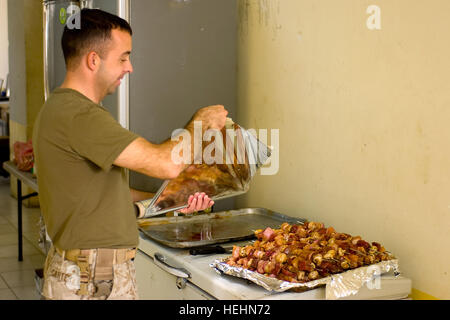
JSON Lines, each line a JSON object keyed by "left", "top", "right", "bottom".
{"left": 86, "top": 51, "right": 100, "bottom": 71}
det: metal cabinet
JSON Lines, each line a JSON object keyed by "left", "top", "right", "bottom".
{"left": 128, "top": 0, "right": 237, "bottom": 214}
{"left": 135, "top": 249, "right": 215, "bottom": 300}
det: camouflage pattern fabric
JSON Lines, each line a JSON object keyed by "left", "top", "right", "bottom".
{"left": 43, "top": 246, "right": 138, "bottom": 300}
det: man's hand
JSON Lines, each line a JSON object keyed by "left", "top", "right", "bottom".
{"left": 191, "top": 105, "right": 228, "bottom": 131}
{"left": 179, "top": 192, "right": 214, "bottom": 214}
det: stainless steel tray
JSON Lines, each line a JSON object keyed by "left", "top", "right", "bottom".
{"left": 138, "top": 208, "right": 305, "bottom": 248}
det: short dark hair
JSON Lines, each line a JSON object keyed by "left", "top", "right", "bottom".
{"left": 61, "top": 8, "right": 132, "bottom": 69}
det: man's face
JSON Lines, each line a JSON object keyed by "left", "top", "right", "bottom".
{"left": 97, "top": 29, "right": 133, "bottom": 97}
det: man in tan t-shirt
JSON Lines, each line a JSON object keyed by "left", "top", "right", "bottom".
{"left": 33, "top": 9, "right": 227, "bottom": 300}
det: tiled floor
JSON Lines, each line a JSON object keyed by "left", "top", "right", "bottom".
{"left": 0, "top": 176, "right": 46, "bottom": 300}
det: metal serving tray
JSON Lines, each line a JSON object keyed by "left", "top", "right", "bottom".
{"left": 138, "top": 208, "right": 306, "bottom": 248}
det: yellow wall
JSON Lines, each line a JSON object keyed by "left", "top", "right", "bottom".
{"left": 236, "top": 0, "right": 448, "bottom": 299}
{"left": 23, "top": 0, "right": 44, "bottom": 140}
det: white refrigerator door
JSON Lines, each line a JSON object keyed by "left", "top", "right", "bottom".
{"left": 43, "top": 0, "right": 77, "bottom": 100}
{"left": 43, "top": 0, "right": 128, "bottom": 122}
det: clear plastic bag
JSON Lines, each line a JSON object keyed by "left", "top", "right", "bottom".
{"left": 141, "top": 118, "right": 271, "bottom": 217}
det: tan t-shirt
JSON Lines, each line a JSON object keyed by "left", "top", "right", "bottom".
{"left": 32, "top": 88, "right": 140, "bottom": 250}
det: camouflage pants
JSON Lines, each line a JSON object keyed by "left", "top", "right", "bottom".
{"left": 43, "top": 246, "right": 139, "bottom": 300}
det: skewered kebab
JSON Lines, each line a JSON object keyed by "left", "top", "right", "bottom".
{"left": 225, "top": 221, "right": 394, "bottom": 283}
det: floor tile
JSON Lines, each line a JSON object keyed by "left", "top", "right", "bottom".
{"left": 0, "top": 269, "right": 36, "bottom": 288}
{"left": 0, "top": 179, "right": 44, "bottom": 300}
{"left": 0, "top": 241, "right": 41, "bottom": 259}
{"left": 12, "top": 221, "right": 41, "bottom": 234}
{"left": 0, "top": 203, "right": 15, "bottom": 215}
{"left": 0, "top": 216, "right": 9, "bottom": 225}
{"left": 0, "top": 224, "right": 16, "bottom": 235}
{"left": 0, "top": 288, "right": 17, "bottom": 300}
{"left": 0, "top": 233, "right": 18, "bottom": 246}
{"left": 0, "top": 232, "right": 44, "bottom": 256}
{"left": 11, "top": 286, "right": 41, "bottom": 300}
{"left": 0, "top": 276, "right": 7, "bottom": 289}
{"left": 0, "top": 256, "right": 36, "bottom": 273}
{"left": 3, "top": 213, "right": 41, "bottom": 230}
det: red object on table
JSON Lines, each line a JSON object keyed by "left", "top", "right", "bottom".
{"left": 13, "top": 140, "right": 34, "bottom": 172}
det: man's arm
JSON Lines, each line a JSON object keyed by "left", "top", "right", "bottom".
{"left": 115, "top": 137, "right": 182, "bottom": 180}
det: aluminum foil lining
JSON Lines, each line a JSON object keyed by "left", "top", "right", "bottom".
{"left": 210, "top": 258, "right": 400, "bottom": 300}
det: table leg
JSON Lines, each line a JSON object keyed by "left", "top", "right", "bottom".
{"left": 17, "top": 179, "right": 23, "bottom": 261}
